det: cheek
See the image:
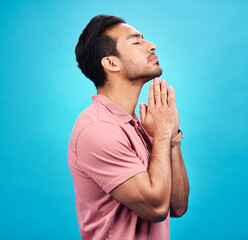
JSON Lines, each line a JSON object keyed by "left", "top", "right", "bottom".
{"left": 129, "top": 52, "right": 147, "bottom": 65}
{"left": 120, "top": 49, "right": 147, "bottom": 68}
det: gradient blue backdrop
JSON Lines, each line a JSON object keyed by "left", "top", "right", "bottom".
{"left": 1, "top": 0, "right": 247, "bottom": 239}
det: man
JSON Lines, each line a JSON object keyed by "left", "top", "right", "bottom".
{"left": 68, "top": 14, "right": 189, "bottom": 240}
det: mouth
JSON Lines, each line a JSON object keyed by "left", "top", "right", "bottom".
{"left": 149, "top": 54, "right": 159, "bottom": 63}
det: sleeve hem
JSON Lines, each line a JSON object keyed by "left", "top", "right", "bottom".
{"left": 104, "top": 167, "right": 147, "bottom": 193}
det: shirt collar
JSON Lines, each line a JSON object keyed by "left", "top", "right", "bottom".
{"left": 91, "top": 94, "right": 140, "bottom": 124}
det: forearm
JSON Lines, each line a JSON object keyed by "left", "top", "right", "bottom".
{"left": 147, "top": 135, "right": 172, "bottom": 211}
{"left": 170, "top": 143, "right": 189, "bottom": 217}
{"left": 110, "top": 134, "right": 174, "bottom": 223}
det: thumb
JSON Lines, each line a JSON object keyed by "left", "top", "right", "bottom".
{"left": 139, "top": 103, "right": 147, "bottom": 122}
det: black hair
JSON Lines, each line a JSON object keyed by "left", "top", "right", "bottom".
{"left": 75, "top": 14, "right": 126, "bottom": 88}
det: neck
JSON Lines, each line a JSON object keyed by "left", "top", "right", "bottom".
{"left": 97, "top": 78, "right": 145, "bottom": 117}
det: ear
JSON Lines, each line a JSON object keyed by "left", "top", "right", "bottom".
{"left": 101, "top": 56, "right": 120, "bottom": 72}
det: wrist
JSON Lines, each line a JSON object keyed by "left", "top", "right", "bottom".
{"left": 171, "top": 129, "right": 183, "bottom": 147}
{"left": 153, "top": 132, "right": 172, "bottom": 142}
{"left": 172, "top": 129, "right": 179, "bottom": 138}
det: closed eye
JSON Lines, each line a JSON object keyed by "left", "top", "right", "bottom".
{"left": 133, "top": 42, "right": 140, "bottom": 44}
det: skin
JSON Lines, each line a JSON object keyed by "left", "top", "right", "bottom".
{"left": 97, "top": 23, "right": 190, "bottom": 220}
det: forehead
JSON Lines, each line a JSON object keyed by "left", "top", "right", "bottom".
{"left": 105, "top": 23, "right": 142, "bottom": 40}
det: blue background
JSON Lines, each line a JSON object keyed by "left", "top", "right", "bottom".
{"left": 1, "top": 0, "right": 247, "bottom": 239}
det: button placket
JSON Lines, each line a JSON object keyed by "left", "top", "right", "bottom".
{"left": 134, "top": 120, "right": 151, "bottom": 158}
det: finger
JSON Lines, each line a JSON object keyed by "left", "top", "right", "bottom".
{"left": 148, "top": 81, "right": 154, "bottom": 108}
{"left": 167, "top": 86, "right": 176, "bottom": 108}
{"left": 161, "top": 79, "right": 168, "bottom": 106}
{"left": 139, "top": 103, "right": 146, "bottom": 122}
{"left": 154, "top": 77, "right": 161, "bottom": 106}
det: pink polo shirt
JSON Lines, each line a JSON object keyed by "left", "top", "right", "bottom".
{"left": 68, "top": 94, "right": 170, "bottom": 240}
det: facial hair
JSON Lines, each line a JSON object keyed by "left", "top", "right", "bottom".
{"left": 121, "top": 56, "right": 162, "bottom": 81}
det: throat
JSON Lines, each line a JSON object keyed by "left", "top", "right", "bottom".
{"left": 96, "top": 79, "right": 144, "bottom": 116}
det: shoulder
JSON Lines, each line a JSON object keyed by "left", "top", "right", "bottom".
{"left": 76, "top": 120, "right": 130, "bottom": 150}
{"left": 72, "top": 100, "right": 122, "bottom": 136}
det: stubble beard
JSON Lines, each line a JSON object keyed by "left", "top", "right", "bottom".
{"left": 123, "top": 60, "right": 162, "bottom": 82}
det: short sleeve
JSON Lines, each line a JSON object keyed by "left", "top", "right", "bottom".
{"left": 75, "top": 121, "right": 147, "bottom": 193}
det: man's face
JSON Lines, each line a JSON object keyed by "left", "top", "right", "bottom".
{"left": 106, "top": 23, "right": 162, "bottom": 82}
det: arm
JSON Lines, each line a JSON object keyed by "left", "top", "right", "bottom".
{"left": 110, "top": 135, "right": 172, "bottom": 222}
{"left": 110, "top": 77, "right": 176, "bottom": 222}
{"left": 168, "top": 84, "right": 189, "bottom": 217}
{"left": 170, "top": 143, "right": 190, "bottom": 217}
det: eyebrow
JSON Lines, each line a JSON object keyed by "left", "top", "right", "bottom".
{"left": 127, "top": 33, "right": 144, "bottom": 40}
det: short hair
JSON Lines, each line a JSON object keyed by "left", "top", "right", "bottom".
{"left": 75, "top": 14, "right": 126, "bottom": 88}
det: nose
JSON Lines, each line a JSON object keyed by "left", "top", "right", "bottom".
{"left": 146, "top": 41, "right": 157, "bottom": 53}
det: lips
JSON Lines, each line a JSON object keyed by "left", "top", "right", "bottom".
{"left": 149, "top": 54, "right": 158, "bottom": 62}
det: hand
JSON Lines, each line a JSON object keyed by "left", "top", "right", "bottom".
{"left": 139, "top": 77, "right": 179, "bottom": 139}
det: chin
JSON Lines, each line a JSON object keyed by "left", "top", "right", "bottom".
{"left": 155, "top": 68, "right": 163, "bottom": 77}
{"left": 129, "top": 66, "right": 163, "bottom": 82}
{"left": 150, "top": 67, "right": 163, "bottom": 79}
